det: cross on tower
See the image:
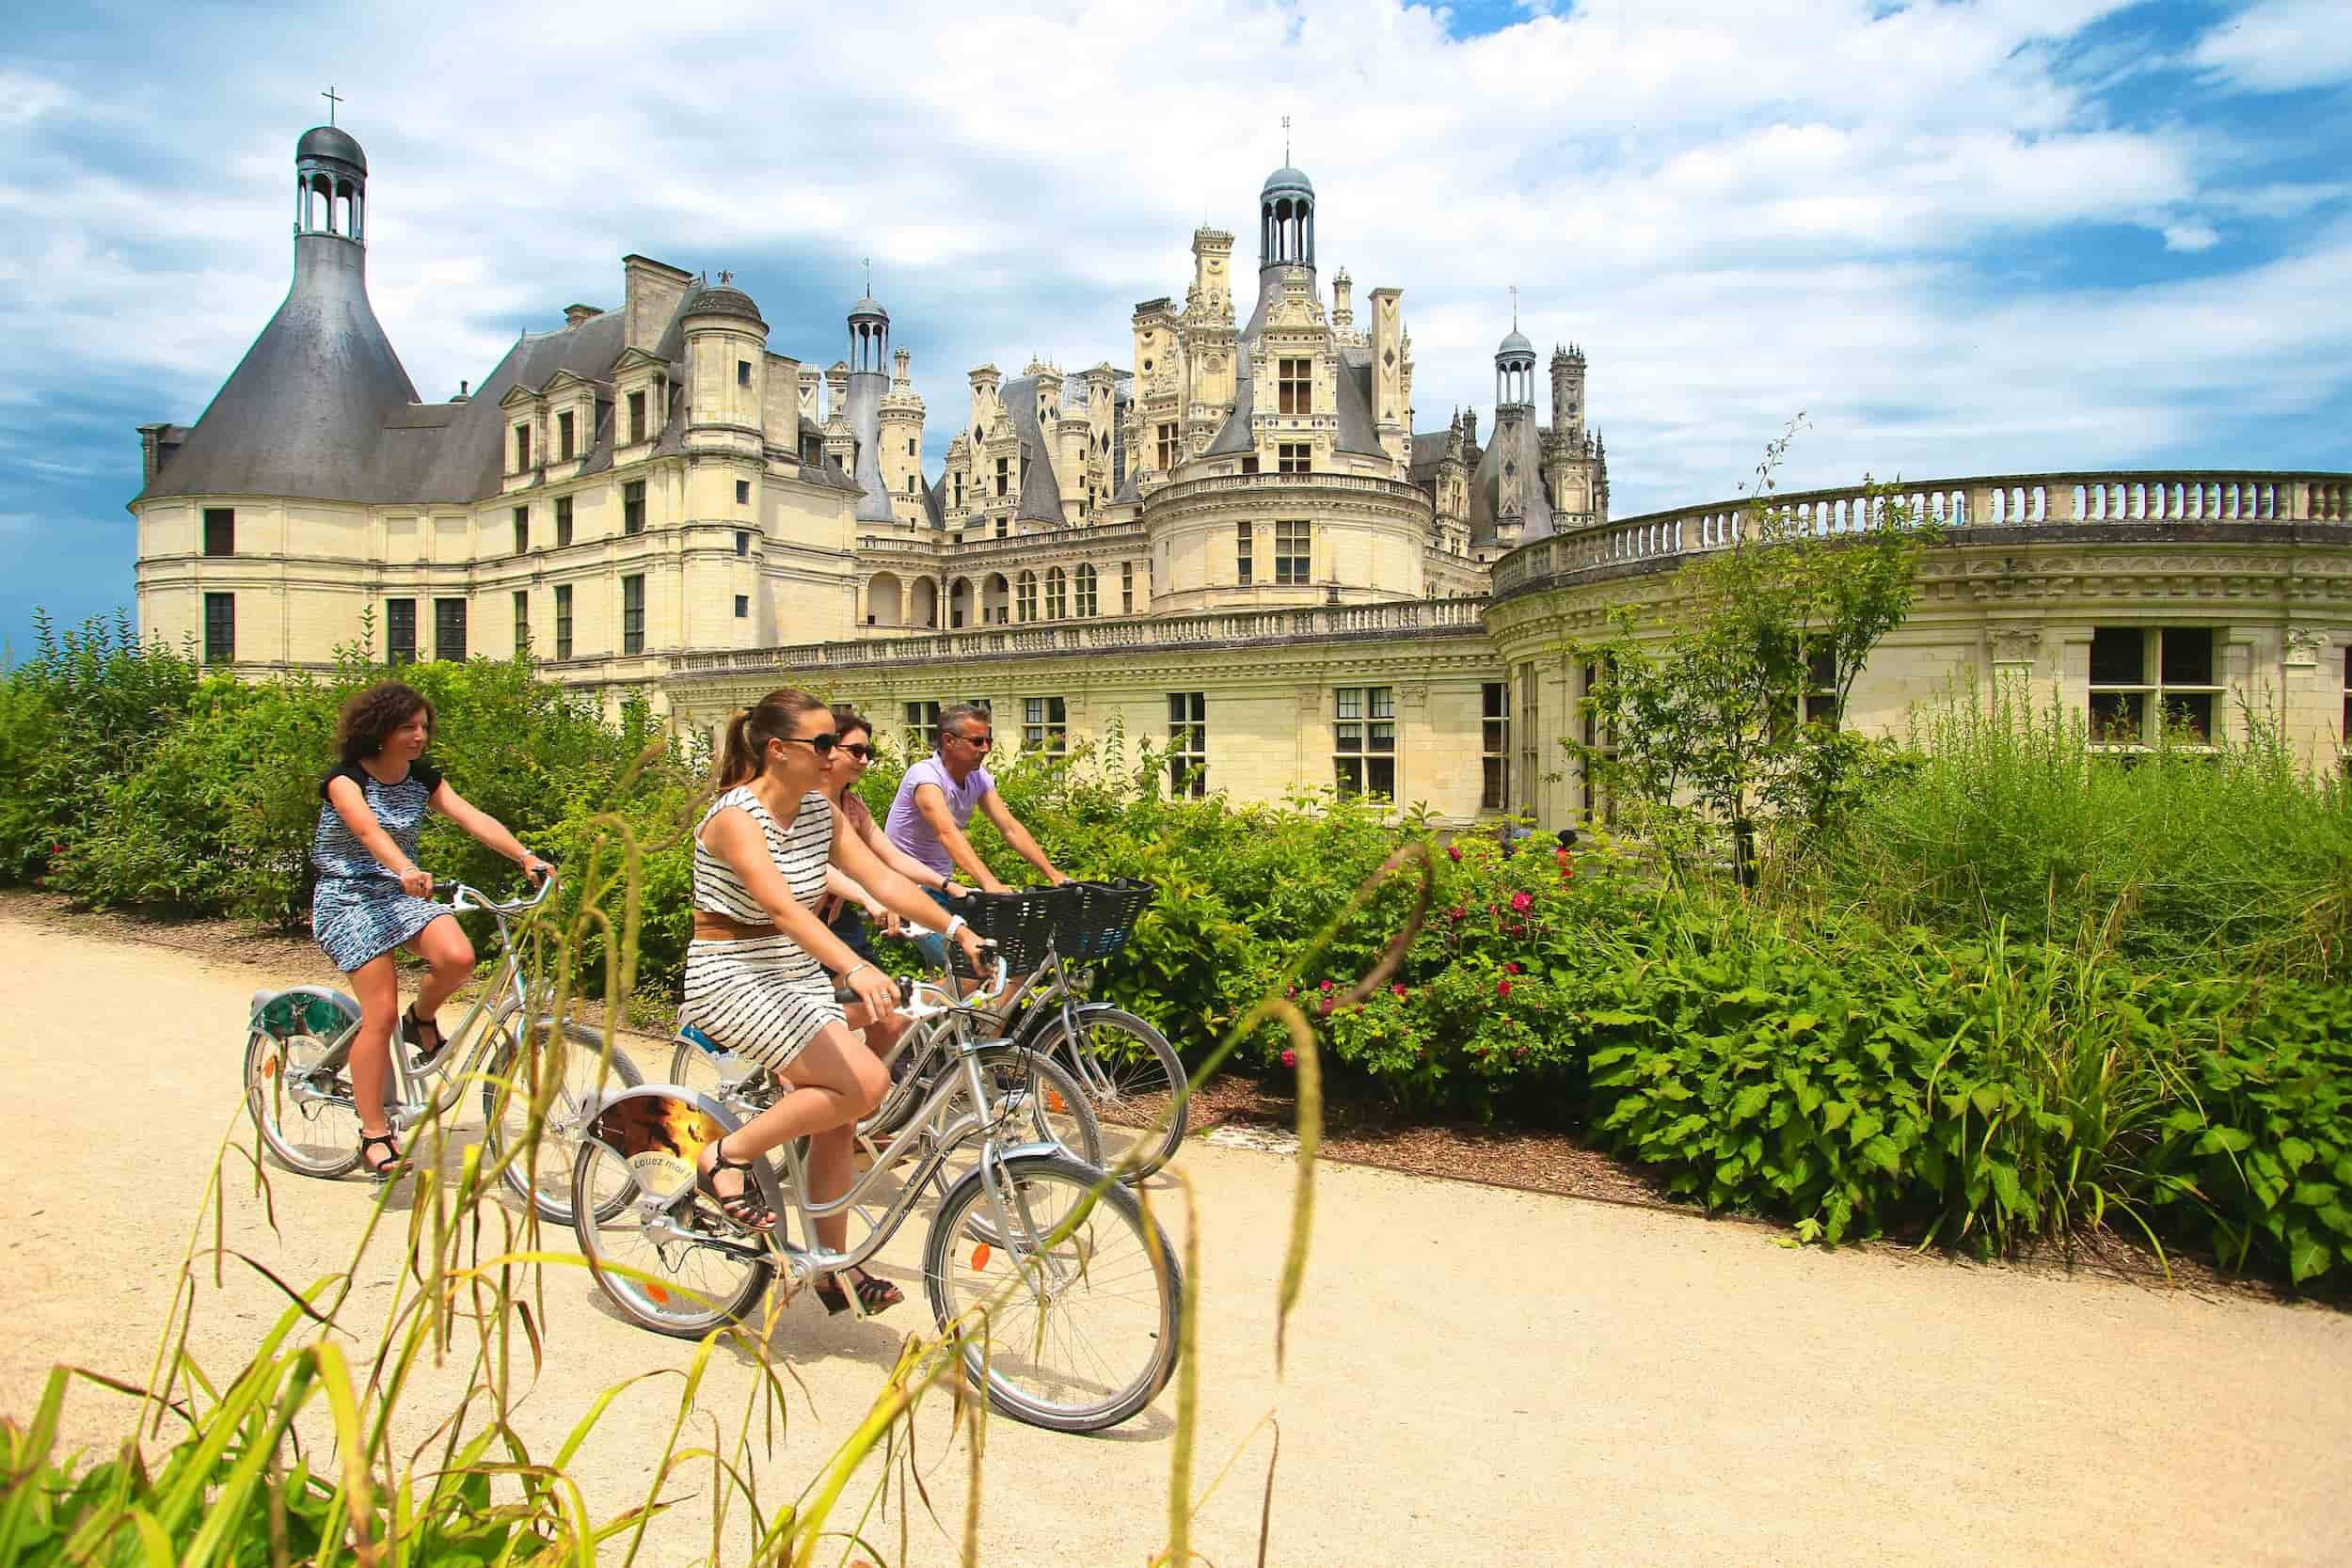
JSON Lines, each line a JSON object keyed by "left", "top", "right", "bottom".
{"left": 1281, "top": 115, "right": 1291, "bottom": 164}
{"left": 1510, "top": 284, "right": 1518, "bottom": 329}
{"left": 321, "top": 86, "right": 342, "bottom": 125}
{"left": 864, "top": 257, "right": 872, "bottom": 295}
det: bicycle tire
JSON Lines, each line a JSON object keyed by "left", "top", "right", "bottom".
{"left": 480, "top": 1011, "right": 644, "bottom": 1225}
{"left": 922, "top": 1150, "right": 1181, "bottom": 1433}
{"left": 570, "top": 1136, "right": 773, "bottom": 1338}
{"left": 1025, "top": 1006, "right": 1188, "bottom": 1179}
{"left": 244, "top": 1025, "right": 362, "bottom": 1179}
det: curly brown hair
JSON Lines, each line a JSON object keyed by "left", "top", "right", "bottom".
{"left": 334, "top": 681, "right": 437, "bottom": 768}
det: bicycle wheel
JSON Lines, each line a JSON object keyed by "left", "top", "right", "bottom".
{"left": 925, "top": 1048, "right": 1102, "bottom": 1227}
{"left": 481, "top": 1011, "right": 644, "bottom": 1225}
{"left": 922, "top": 1151, "right": 1181, "bottom": 1433}
{"left": 1025, "top": 1006, "right": 1188, "bottom": 1179}
{"left": 245, "top": 1025, "right": 362, "bottom": 1179}
{"left": 570, "top": 1135, "right": 773, "bottom": 1338}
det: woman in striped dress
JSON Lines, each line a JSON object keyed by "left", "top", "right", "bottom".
{"left": 312, "top": 681, "right": 548, "bottom": 1179}
{"left": 685, "top": 687, "right": 981, "bottom": 1315}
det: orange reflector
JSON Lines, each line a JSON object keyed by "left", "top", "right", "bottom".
{"left": 647, "top": 1284, "right": 669, "bottom": 1305}
{"left": 972, "top": 1243, "right": 993, "bottom": 1270}
{"left": 262, "top": 1057, "right": 278, "bottom": 1079}
{"left": 1047, "top": 1092, "right": 1066, "bottom": 1114}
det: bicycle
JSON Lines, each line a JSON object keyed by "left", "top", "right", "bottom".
{"left": 672, "top": 879, "right": 1189, "bottom": 1180}
{"left": 573, "top": 953, "right": 1182, "bottom": 1433}
{"left": 243, "top": 871, "right": 642, "bottom": 1224}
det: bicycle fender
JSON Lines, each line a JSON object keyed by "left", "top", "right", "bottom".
{"left": 581, "top": 1085, "right": 739, "bottom": 1204}
{"left": 249, "top": 985, "right": 361, "bottom": 1039}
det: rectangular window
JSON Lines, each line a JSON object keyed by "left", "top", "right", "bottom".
{"left": 628, "top": 390, "right": 646, "bottom": 444}
{"left": 1804, "top": 639, "right": 1839, "bottom": 727}
{"left": 1578, "top": 659, "right": 1616, "bottom": 826}
{"left": 512, "top": 591, "right": 530, "bottom": 657}
{"left": 203, "top": 592, "right": 234, "bottom": 665}
{"left": 387, "top": 598, "right": 417, "bottom": 665}
{"left": 1275, "top": 520, "right": 1311, "bottom": 585}
{"left": 554, "top": 585, "right": 573, "bottom": 660}
{"left": 1240, "top": 454, "right": 1260, "bottom": 476}
{"left": 513, "top": 505, "right": 529, "bottom": 555}
{"left": 1332, "top": 686, "right": 1397, "bottom": 799}
{"left": 995, "top": 516, "right": 1009, "bottom": 540}
{"left": 1236, "top": 522, "right": 1254, "bottom": 586}
{"left": 994, "top": 457, "right": 1010, "bottom": 498}
{"left": 514, "top": 422, "right": 532, "bottom": 470}
{"left": 1482, "top": 682, "right": 1511, "bottom": 812}
{"left": 202, "top": 507, "right": 234, "bottom": 557}
{"left": 735, "top": 530, "right": 750, "bottom": 557}
{"left": 622, "top": 574, "right": 644, "bottom": 655}
{"left": 1278, "top": 442, "right": 1311, "bottom": 475}
{"left": 555, "top": 496, "right": 573, "bottom": 547}
{"left": 1168, "top": 691, "right": 1207, "bottom": 798}
{"left": 623, "top": 480, "right": 645, "bottom": 535}
{"left": 1277, "top": 357, "right": 1311, "bottom": 416}
{"left": 1045, "top": 571, "right": 1067, "bottom": 620}
{"left": 558, "top": 409, "right": 576, "bottom": 461}
{"left": 1075, "top": 565, "right": 1097, "bottom": 617}
{"left": 1023, "top": 696, "right": 1068, "bottom": 755}
{"left": 1156, "top": 422, "right": 1180, "bottom": 469}
{"left": 734, "top": 594, "right": 749, "bottom": 619}
{"left": 2344, "top": 647, "right": 2350, "bottom": 748}
{"left": 737, "top": 359, "right": 752, "bottom": 388}
{"left": 434, "top": 597, "right": 467, "bottom": 662}
{"left": 1122, "top": 560, "right": 1135, "bottom": 613}
{"left": 953, "top": 472, "right": 965, "bottom": 508}
{"left": 736, "top": 479, "right": 751, "bottom": 505}
{"left": 2090, "top": 626, "right": 2219, "bottom": 745}
{"left": 908, "top": 437, "right": 918, "bottom": 456}
{"left": 904, "top": 701, "right": 943, "bottom": 752}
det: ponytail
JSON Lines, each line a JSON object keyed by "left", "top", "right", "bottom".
{"left": 716, "top": 687, "right": 831, "bottom": 788}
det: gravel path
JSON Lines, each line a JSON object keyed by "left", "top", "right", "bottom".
{"left": 2, "top": 910, "right": 2348, "bottom": 1566}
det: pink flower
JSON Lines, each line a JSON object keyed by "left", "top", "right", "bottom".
{"left": 1497, "top": 980, "right": 1512, "bottom": 997}
{"left": 1510, "top": 891, "right": 1534, "bottom": 914}
{"left": 1280, "top": 1048, "right": 1297, "bottom": 1069}
{"left": 1505, "top": 961, "right": 1522, "bottom": 975}
{"left": 1318, "top": 999, "right": 1334, "bottom": 1016}
{"left": 1320, "top": 979, "right": 1335, "bottom": 993}
{"left": 1447, "top": 845, "right": 1462, "bottom": 862}
{"left": 1391, "top": 984, "right": 1407, "bottom": 998}
{"left": 1448, "top": 906, "right": 1467, "bottom": 922}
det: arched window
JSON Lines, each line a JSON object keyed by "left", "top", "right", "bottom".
{"left": 1074, "top": 563, "right": 1098, "bottom": 617}
{"left": 1044, "top": 566, "right": 1067, "bottom": 620}
{"left": 1016, "top": 570, "right": 1038, "bottom": 623}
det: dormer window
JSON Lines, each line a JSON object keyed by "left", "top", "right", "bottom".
{"left": 558, "top": 410, "right": 576, "bottom": 462}
{"left": 994, "top": 458, "right": 1009, "bottom": 498}
{"left": 1278, "top": 358, "right": 1311, "bottom": 416}
{"left": 628, "top": 391, "right": 646, "bottom": 444}
{"left": 514, "top": 423, "right": 532, "bottom": 470}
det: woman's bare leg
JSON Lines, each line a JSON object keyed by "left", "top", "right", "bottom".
{"left": 348, "top": 953, "right": 400, "bottom": 1159}
{"left": 405, "top": 914, "right": 475, "bottom": 1048}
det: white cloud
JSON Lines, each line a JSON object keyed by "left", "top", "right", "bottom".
{"left": 0, "top": 0, "right": 2345, "bottom": 532}
{"left": 2193, "top": 0, "right": 2352, "bottom": 93}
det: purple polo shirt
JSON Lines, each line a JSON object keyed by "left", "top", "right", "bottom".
{"left": 884, "top": 756, "right": 993, "bottom": 877}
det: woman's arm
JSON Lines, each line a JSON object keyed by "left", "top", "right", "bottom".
{"left": 326, "top": 777, "right": 434, "bottom": 896}
{"left": 855, "top": 810, "right": 969, "bottom": 896}
{"left": 429, "top": 782, "right": 549, "bottom": 880}
{"left": 834, "top": 812, "right": 984, "bottom": 968}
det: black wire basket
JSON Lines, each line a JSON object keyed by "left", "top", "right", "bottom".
{"left": 946, "top": 884, "right": 1075, "bottom": 978}
{"left": 1056, "top": 878, "right": 1159, "bottom": 962}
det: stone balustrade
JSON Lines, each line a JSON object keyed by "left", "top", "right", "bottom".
{"left": 674, "top": 594, "right": 1489, "bottom": 674}
{"left": 855, "top": 522, "right": 1148, "bottom": 565}
{"left": 1151, "top": 471, "right": 1431, "bottom": 508}
{"left": 1491, "top": 469, "right": 2352, "bottom": 596}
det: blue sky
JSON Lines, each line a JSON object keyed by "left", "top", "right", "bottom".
{"left": 3, "top": 0, "right": 2348, "bottom": 657}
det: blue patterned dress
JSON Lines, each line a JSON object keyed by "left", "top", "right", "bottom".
{"left": 310, "top": 760, "right": 450, "bottom": 973}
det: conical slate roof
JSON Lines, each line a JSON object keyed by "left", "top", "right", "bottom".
{"left": 136, "top": 233, "right": 419, "bottom": 504}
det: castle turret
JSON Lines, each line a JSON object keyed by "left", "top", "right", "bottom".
{"left": 841, "top": 293, "right": 896, "bottom": 522}
{"left": 1551, "top": 342, "right": 1586, "bottom": 442}
{"left": 682, "top": 275, "right": 770, "bottom": 459}
{"left": 879, "top": 344, "right": 928, "bottom": 526}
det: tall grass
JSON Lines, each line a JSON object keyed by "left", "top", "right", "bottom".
{"left": 1795, "top": 678, "right": 2352, "bottom": 980}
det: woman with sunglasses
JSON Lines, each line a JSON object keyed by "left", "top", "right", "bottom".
{"left": 815, "top": 706, "right": 982, "bottom": 1069}
{"left": 683, "top": 688, "right": 977, "bottom": 1315}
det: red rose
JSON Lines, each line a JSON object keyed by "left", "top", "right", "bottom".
{"left": 1320, "top": 979, "right": 1335, "bottom": 993}
{"left": 1447, "top": 845, "right": 1462, "bottom": 862}
{"left": 1318, "top": 999, "right": 1333, "bottom": 1016}
{"left": 1448, "top": 906, "right": 1467, "bottom": 922}
{"left": 1510, "top": 891, "right": 1534, "bottom": 914}
{"left": 1497, "top": 980, "right": 1512, "bottom": 997}
{"left": 1505, "top": 961, "right": 1522, "bottom": 974}
{"left": 1391, "top": 983, "right": 1407, "bottom": 998}
{"left": 1280, "top": 1048, "right": 1297, "bottom": 1069}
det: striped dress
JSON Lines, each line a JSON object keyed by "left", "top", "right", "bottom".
{"left": 310, "top": 760, "right": 451, "bottom": 973}
{"left": 679, "top": 785, "right": 842, "bottom": 1072}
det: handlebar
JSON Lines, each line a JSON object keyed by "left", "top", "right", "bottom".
{"left": 830, "top": 948, "right": 1009, "bottom": 1021}
{"left": 430, "top": 865, "right": 558, "bottom": 916}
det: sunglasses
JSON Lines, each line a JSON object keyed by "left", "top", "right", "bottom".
{"left": 775, "top": 732, "right": 841, "bottom": 754}
{"left": 838, "top": 742, "right": 873, "bottom": 761}
{"left": 954, "top": 733, "right": 994, "bottom": 750}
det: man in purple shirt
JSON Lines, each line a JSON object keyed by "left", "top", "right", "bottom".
{"left": 884, "top": 703, "right": 1067, "bottom": 970}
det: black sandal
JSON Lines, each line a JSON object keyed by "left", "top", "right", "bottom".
{"left": 401, "top": 1004, "right": 447, "bottom": 1066}
{"left": 695, "top": 1137, "right": 774, "bottom": 1232}
{"left": 813, "top": 1266, "right": 903, "bottom": 1316}
{"left": 357, "top": 1129, "right": 409, "bottom": 1180}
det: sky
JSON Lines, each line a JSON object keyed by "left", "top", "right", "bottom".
{"left": 3, "top": 0, "right": 2348, "bottom": 657}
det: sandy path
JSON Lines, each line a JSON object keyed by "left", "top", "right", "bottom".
{"left": 1, "top": 911, "right": 2348, "bottom": 1566}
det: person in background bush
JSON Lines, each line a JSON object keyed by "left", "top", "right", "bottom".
{"left": 311, "top": 680, "right": 549, "bottom": 1179}
{"left": 883, "top": 702, "right": 1068, "bottom": 972}
{"left": 814, "top": 706, "right": 977, "bottom": 1072}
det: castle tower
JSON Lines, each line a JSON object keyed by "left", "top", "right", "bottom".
{"left": 1260, "top": 165, "right": 1315, "bottom": 274}
{"left": 135, "top": 124, "right": 419, "bottom": 502}
{"left": 681, "top": 276, "right": 770, "bottom": 460}
{"left": 1495, "top": 324, "right": 1537, "bottom": 411}
{"left": 1550, "top": 342, "right": 1586, "bottom": 442}
{"left": 1330, "top": 267, "right": 1354, "bottom": 332}
{"left": 841, "top": 293, "right": 896, "bottom": 522}
{"left": 879, "top": 344, "right": 928, "bottom": 526}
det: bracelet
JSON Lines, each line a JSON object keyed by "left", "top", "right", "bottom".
{"left": 841, "top": 959, "right": 873, "bottom": 984}
{"left": 944, "top": 914, "right": 966, "bottom": 939}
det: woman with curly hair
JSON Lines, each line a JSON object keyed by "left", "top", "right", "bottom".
{"left": 312, "top": 680, "right": 549, "bottom": 1178}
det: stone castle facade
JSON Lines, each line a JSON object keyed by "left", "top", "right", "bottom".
{"left": 132, "top": 124, "right": 2352, "bottom": 826}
